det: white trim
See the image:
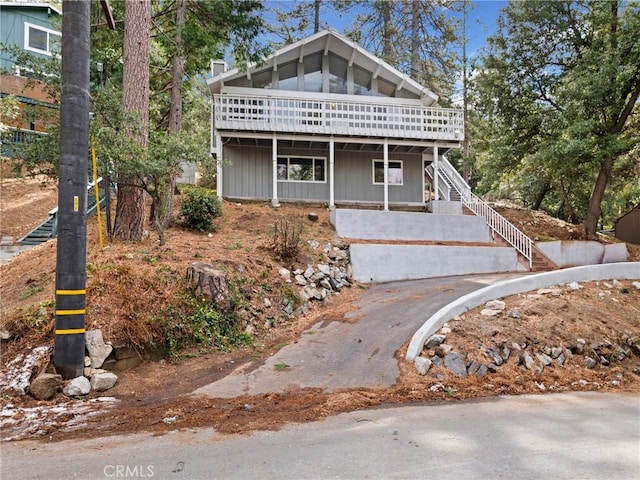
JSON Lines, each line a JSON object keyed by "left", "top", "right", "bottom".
{"left": 24, "top": 21, "right": 60, "bottom": 57}
{"left": 373, "top": 158, "right": 403, "bottom": 187}
{"left": 216, "top": 131, "right": 461, "bottom": 149}
{"left": 433, "top": 144, "right": 439, "bottom": 201}
{"left": 277, "top": 155, "right": 327, "bottom": 183}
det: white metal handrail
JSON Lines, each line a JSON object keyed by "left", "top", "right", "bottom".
{"left": 214, "top": 93, "right": 464, "bottom": 141}
{"left": 438, "top": 155, "right": 533, "bottom": 269}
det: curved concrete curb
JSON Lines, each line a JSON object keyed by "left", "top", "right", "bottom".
{"left": 405, "top": 262, "right": 640, "bottom": 361}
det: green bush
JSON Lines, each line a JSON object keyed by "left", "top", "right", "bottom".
{"left": 179, "top": 188, "right": 222, "bottom": 232}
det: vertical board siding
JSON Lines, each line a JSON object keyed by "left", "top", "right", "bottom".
{"left": 223, "top": 144, "right": 424, "bottom": 205}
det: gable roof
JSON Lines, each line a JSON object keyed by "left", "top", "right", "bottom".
{"left": 615, "top": 203, "right": 640, "bottom": 225}
{"left": 0, "top": 2, "right": 62, "bottom": 16}
{"left": 208, "top": 29, "right": 439, "bottom": 106}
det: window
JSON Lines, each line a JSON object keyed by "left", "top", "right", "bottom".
{"left": 277, "top": 157, "right": 326, "bottom": 182}
{"left": 24, "top": 23, "right": 61, "bottom": 56}
{"left": 329, "top": 55, "right": 347, "bottom": 94}
{"left": 278, "top": 61, "right": 298, "bottom": 91}
{"left": 353, "top": 66, "right": 372, "bottom": 95}
{"left": 373, "top": 160, "right": 403, "bottom": 185}
{"left": 303, "top": 53, "right": 322, "bottom": 92}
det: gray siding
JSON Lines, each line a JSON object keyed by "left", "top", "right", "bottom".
{"left": 223, "top": 144, "right": 424, "bottom": 205}
{"left": 222, "top": 146, "right": 272, "bottom": 199}
{"left": 334, "top": 151, "right": 423, "bottom": 204}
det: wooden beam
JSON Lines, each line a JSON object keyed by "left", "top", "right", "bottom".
{"left": 99, "top": 0, "right": 116, "bottom": 30}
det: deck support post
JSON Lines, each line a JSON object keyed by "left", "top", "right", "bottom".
{"left": 383, "top": 138, "right": 389, "bottom": 211}
{"left": 329, "top": 136, "right": 335, "bottom": 209}
{"left": 215, "top": 132, "right": 222, "bottom": 201}
{"left": 271, "top": 134, "right": 280, "bottom": 207}
{"left": 433, "top": 143, "right": 439, "bottom": 201}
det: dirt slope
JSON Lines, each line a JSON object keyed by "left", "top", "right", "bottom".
{"left": 1, "top": 174, "right": 639, "bottom": 442}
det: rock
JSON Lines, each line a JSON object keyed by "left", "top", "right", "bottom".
{"left": 602, "top": 282, "right": 613, "bottom": 289}
{"left": 425, "top": 334, "right": 446, "bottom": 348}
{"left": 90, "top": 372, "right": 118, "bottom": 392}
{"left": 485, "top": 300, "right": 506, "bottom": 311}
{"left": 84, "top": 367, "right": 107, "bottom": 378}
{"left": 467, "top": 360, "right": 482, "bottom": 376}
{"left": 307, "top": 240, "right": 320, "bottom": 249}
{"left": 414, "top": 357, "right": 432, "bottom": 376}
{"left": 537, "top": 353, "right": 553, "bottom": 366}
{"left": 29, "top": 373, "right": 63, "bottom": 400}
{"left": 550, "top": 346, "right": 563, "bottom": 359}
{"left": 307, "top": 212, "right": 319, "bottom": 221}
{"left": 482, "top": 347, "right": 503, "bottom": 366}
{"left": 304, "top": 266, "right": 315, "bottom": 279}
{"left": 444, "top": 352, "right": 467, "bottom": 377}
{"left": 480, "top": 308, "right": 502, "bottom": 317}
{"left": 85, "top": 330, "right": 113, "bottom": 369}
{"left": 575, "top": 338, "right": 586, "bottom": 355}
{"left": 556, "top": 353, "right": 565, "bottom": 366}
{"left": 537, "top": 288, "right": 562, "bottom": 296}
{"left": 632, "top": 281, "right": 640, "bottom": 290}
{"left": 431, "top": 355, "right": 443, "bottom": 367}
{"left": 612, "top": 279, "right": 623, "bottom": 287}
{"left": 294, "top": 274, "right": 307, "bottom": 286}
{"left": 522, "top": 352, "right": 535, "bottom": 370}
{"left": 263, "top": 298, "right": 272, "bottom": 308}
{"left": 84, "top": 356, "right": 92, "bottom": 367}
{"left": 508, "top": 309, "right": 520, "bottom": 319}
{"left": 440, "top": 323, "right": 451, "bottom": 334}
{"left": 584, "top": 357, "right": 597, "bottom": 369}
{"left": 568, "top": 281, "right": 582, "bottom": 290}
{"left": 317, "top": 264, "right": 331, "bottom": 276}
{"left": 278, "top": 268, "right": 291, "bottom": 281}
{"left": 0, "top": 328, "right": 12, "bottom": 340}
{"left": 63, "top": 376, "right": 91, "bottom": 397}
{"left": 186, "top": 262, "right": 232, "bottom": 310}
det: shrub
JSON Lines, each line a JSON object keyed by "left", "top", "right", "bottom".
{"left": 179, "top": 188, "right": 222, "bottom": 232}
{"left": 272, "top": 217, "right": 303, "bottom": 260}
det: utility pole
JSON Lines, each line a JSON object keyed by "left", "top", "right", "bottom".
{"left": 54, "top": 0, "right": 90, "bottom": 379}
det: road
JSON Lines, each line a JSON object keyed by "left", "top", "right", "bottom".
{"left": 2, "top": 392, "right": 638, "bottom": 480}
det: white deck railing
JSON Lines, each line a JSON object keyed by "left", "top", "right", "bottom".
{"left": 214, "top": 93, "right": 464, "bottom": 141}
{"left": 438, "top": 155, "right": 533, "bottom": 269}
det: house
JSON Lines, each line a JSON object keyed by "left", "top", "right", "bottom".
{"left": 0, "top": 2, "right": 61, "bottom": 142}
{"left": 615, "top": 204, "right": 640, "bottom": 245}
{"left": 207, "top": 29, "right": 463, "bottom": 210}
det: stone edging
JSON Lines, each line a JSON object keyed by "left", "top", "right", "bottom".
{"left": 405, "top": 262, "right": 640, "bottom": 361}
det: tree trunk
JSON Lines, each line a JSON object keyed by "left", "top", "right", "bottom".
{"left": 584, "top": 157, "right": 613, "bottom": 239}
{"left": 381, "top": 1, "right": 393, "bottom": 64}
{"left": 113, "top": 0, "right": 151, "bottom": 241}
{"left": 410, "top": 0, "right": 420, "bottom": 77}
{"left": 314, "top": 0, "right": 320, "bottom": 33}
{"left": 152, "top": 0, "right": 186, "bottom": 243}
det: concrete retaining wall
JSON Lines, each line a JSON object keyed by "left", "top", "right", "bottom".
{"left": 405, "top": 262, "right": 640, "bottom": 361}
{"left": 537, "top": 241, "right": 628, "bottom": 267}
{"left": 350, "top": 244, "right": 522, "bottom": 283}
{"left": 330, "top": 208, "right": 491, "bottom": 242}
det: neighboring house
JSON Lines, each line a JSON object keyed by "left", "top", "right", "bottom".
{"left": 208, "top": 29, "right": 463, "bottom": 209}
{"left": 615, "top": 204, "right": 640, "bottom": 245}
{"left": 0, "top": 2, "right": 60, "bottom": 142}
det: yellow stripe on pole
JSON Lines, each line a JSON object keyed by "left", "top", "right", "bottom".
{"left": 55, "top": 328, "right": 86, "bottom": 335}
{"left": 55, "top": 309, "right": 86, "bottom": 316}
{"left": 56, "top": 289, "right": 86, "bottom": 295}
{"left": 91, "top": 136, "right": 104, "bottom": 250}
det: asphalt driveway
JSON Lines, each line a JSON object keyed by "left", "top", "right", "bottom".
{"left": 195, "top": 273, "right": 521, "bottom": 398}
